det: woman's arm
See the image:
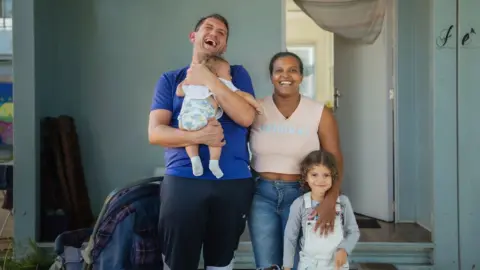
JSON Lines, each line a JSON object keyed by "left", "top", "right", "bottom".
{"left": 283, "top": 198, "right": 303, "bottom": 270}
{"left": 314, "top": 107, "right": 344, "bottom": 234}
{"left": 337, "top": 195, "right": 360, "bottom": 254}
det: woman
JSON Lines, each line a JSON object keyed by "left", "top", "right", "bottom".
{"left": 248, "top": 52, "right": 344, "bottom": 269}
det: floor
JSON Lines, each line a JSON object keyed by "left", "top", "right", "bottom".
{"left": 239, "top": 217, "right": 432, "bottom": 242}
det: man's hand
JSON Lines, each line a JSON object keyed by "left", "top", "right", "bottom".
{"left": 335, "top": 248, "right": 348, "bottom": 269}
{"left": 310, "top": 191, "right": 338, "bottom": 235}
{"left": 184, "top": 63, "right": 216, "bottom": 86}
{"left": 194, "top": 118, "right": 225, "bottom": 147}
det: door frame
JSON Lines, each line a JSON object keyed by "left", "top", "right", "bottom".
{"left": 282, "top": 0, "right": 400, "bottom": 222}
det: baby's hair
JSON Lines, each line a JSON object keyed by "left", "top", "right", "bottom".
{"left": 299, "top": 150, "right": 339, "bottom": 191}
{"left": 202, "top": 55, "right": 229, "bottom": 74}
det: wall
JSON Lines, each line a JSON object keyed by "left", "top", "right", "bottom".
{"left": 285, "top": 10, "right": 334, "bottom": 103}
{"left": 23, "top": 0, "right": 283, "bottom": 223}
{"left": 412, "top": 0, "right": 434, "bottom": 231}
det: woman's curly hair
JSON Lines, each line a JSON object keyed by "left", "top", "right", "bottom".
{"left": 299, "top": 150, "right": 339, "bottom": 192}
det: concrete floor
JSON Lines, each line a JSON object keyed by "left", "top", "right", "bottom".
{"left": 240, "top": 217, "right": 431, "bottom": 243}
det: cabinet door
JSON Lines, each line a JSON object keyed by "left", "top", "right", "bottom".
{"left": 458, "top": 0, "right": 480, "bottom": 269}
{"left": 432, "top": 0, "right": 460, "bottom": 269}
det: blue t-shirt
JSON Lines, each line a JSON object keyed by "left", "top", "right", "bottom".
{"left": 150, "top": 65, "right": 255, "bottom": 180}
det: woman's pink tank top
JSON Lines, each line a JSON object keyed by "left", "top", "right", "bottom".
{"left": 250, "top": 95, "right": 324, "bottom": 175}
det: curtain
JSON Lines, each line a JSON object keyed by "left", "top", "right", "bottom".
{"left": 293, "top": 0, "right": 386, "bottom": 44}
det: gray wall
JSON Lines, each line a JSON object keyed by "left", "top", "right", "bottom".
{"left": 412, "top": 0, "right": 434, "bottom": 231}
{"left": 32, "top": 0, "right": 282, "bottom": 213}
{"left": 14, "top": 0, "right": 438, "bottom": 244}
{"left": 396, "top": 0, "right": 433, "bottom": 230}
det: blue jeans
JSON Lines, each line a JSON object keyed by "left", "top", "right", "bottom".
{"left": 248, "top": 178, "right": 303, "bottom": 269}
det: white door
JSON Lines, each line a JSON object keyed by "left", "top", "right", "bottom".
{"left": 333, "top": 10, "right": 394, "bottom": 222}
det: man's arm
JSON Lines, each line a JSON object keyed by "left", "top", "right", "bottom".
{"left": 149, "top": 74, "right": 225, "bottom": 148}
{"left": 206, "top": 66, "right": 256, "bottom": 127}
{"left": 149, "top": 109, "right": 198, "bottom": 147}
{"left": 148, "top": 74, "right": 196, "bottom": 147}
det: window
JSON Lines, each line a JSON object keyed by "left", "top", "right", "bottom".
{"left": 0, "top": 0, "right": 12, "bottom": 58}
{"left": 286, "top": 45, "right": 316, "bottom": 99}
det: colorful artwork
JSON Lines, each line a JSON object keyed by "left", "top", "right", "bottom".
{"left": 0, "top": 82, "right": 12, "bottom": 145}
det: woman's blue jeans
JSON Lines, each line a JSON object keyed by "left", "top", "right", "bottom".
{"left": 248, "top": 178, "right": 302, "bottom": 269}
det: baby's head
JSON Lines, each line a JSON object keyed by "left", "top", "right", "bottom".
{"left": 299, "top": 150, "right": 338, "bottom": 194}
{"left": 203, "top": 55, "right": 232, "bottom": 81}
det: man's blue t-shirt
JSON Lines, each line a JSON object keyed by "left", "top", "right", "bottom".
{"left": 150, "top": 65, "right": 255, "bottom": 180}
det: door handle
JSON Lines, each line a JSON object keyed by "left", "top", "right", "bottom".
{"left": 333, "top": 88, "right": 341, "bottom": 112}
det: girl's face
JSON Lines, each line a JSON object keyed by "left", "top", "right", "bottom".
{"left": 306, "top": 164, "right": 333, "bottom": 194}
{"left": 270, "top": 56, "right": 303, "bottom": 97}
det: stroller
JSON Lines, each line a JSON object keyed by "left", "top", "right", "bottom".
{"left": 49, "top": 176, "right": 163, "bottom": 270}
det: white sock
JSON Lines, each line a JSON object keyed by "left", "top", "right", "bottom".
{"left": 191, "top": 156, "right": 203, "bottom": 176}
{"left": 209, "top": 160, "right": 224, "bottom": 179}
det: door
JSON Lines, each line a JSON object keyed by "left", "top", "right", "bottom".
{"left": 333, "top": 4, "right": 395, "bottom": 222}
{"left": 458, "top": 0, "right": 480, "bottom": 268}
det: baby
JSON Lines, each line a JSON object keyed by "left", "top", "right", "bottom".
{"left": 176, "top": 55, "right": 261, "bottom": 178}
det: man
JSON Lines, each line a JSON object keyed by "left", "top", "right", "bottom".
{"left": 148, "top": 14, "right": 256, "bottom": 270}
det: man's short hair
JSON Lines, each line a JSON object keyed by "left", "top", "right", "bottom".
{"left": 194, "top": 13, "right": 230, "bottom": 39}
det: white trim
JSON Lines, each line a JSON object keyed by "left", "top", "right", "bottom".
{"left": 390, "top": 0, "right": 401, "bottom": 223}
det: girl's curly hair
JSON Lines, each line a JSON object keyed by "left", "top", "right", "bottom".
{"left": 299, "top": 150, "right": 339, "bottom": 191}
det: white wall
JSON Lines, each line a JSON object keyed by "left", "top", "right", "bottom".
{"left": 286, "top": 5, "right": 334, "bottom": 104}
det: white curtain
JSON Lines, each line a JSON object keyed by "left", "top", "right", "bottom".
{"left": 293, "top": 0, "right": 386, "bottom": 44}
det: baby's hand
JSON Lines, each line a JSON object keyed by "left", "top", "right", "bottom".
{"left": 252, "top": 101, "right": 263, "bottom": 115}
{"left": 335, "top": 248, "right": 347, "bottom": 269}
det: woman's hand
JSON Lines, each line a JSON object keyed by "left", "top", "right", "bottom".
{"left": 184, "top": 63, "right": 217, "bottom": 86}
{"left": 310, "top": 191, "right": 338, "bottom": 235}
{"left": 335, "top": 248, "right": 348, "bottom": 269}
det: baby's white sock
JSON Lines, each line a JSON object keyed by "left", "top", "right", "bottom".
{"left": 209, "top": 160, "right": 224, "bottom": 179}
{"left": 191, "top": 156, "right": 203, "bottom": 176}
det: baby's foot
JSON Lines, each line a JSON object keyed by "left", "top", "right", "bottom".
{"left": 191, "top": 156, "right": 203, "bottom": 176}
{"left": 209, "top": 160, "right": 224, "bottom": 179}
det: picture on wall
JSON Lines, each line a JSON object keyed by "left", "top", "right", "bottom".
{"left": 287, "top": 45, "right": 316, "bottom": 99}
{"left": 0, "top": 81, "right": 12, "bottom": 146}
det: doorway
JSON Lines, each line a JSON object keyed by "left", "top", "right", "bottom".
{"left": 284, "top": 0, "right": 395, "bottom": 223}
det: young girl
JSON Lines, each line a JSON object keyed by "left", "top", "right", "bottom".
{"left": 283, "top": 150, "right": 360, "bottom": 270}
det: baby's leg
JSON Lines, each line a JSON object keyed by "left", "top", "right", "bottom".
{"left": 186, "top": 144, "right": 203, "bottom": 176}
{"left": 236, "top": 91, "right": 263, "bottom": 114}
{"left": 207, "top": 96, "right": 218, "bottom": 110}
{"left": 208, "top": 146, "right": 224, "bottom": 179}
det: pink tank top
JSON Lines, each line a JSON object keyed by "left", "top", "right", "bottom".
{"left": 250, "top": 95, "right": 324, "bottom": 175}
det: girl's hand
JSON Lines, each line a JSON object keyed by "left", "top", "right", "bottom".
{"left": 335, "top": 249, "right": 348, "bottom": 269}
{"left": 184, "top": 63, "right": 216, "bottom": 86}
{"left": 310, "top": 191, "right": 338, "bottom": 235}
